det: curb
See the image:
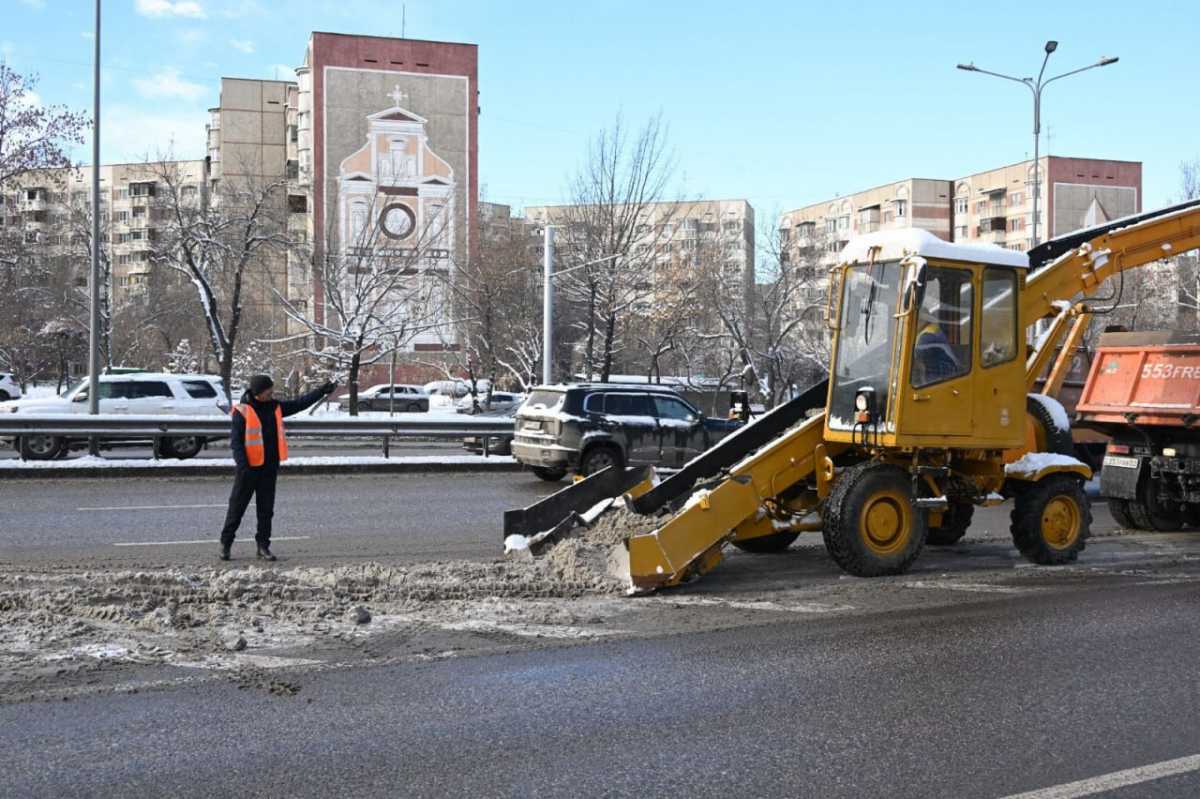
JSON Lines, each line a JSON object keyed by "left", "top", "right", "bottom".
{"left": 0, "top": 460, "right": 526, "bottom": 480}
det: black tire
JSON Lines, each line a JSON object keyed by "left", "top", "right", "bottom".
{"left": 732, "top": 530, "right": 801, "bottom": 553}
{"left": 1026, "top": 395, "right": 1074, "bottom": 456}
{"left": 926, "top": 501, "right": 974, "bottom": 546}
{"left": 19, "top": 434, "right": 65, "bottom": 461}
{"left": 531, "top": 465, "right": 567, "bottom": 482}
{"left": 1010, "top": 473, "right": 1091, "bottom": 565}
{"left": 1108, "top": 498, "right": 1138, "bottom": 530}
{"left": 160, "top": 436, "right": 203, "bottom": 460}
{"left": 822, "top": 462, "right": 927, "bottom": 577}
{"left": 1126, "top": 479, "right": 1184, "bottom": 531}
{"left": 580, "top": 445, "right": 623, "bottom": 477}
{"left": 0, "top": 390, "right": 10, "bottom": 401}
{"left": 406, "top": 402, "right": 421, "bottom": 413}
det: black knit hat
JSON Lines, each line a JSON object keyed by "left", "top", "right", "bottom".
{"left": 248, "top": 374, "right": 274, "bottom": 396}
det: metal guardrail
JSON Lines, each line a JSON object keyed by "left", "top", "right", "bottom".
{"left": 0, "top": 413, "right": 514, "bottom": 437}
{"left": 0, "top": 414, "right": 516, "bottom": 459}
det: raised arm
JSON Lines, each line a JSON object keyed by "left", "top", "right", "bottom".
{"left": 278, "top": 385, "right": 333, "bottom": 417}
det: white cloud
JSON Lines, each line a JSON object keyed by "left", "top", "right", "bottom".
{"left": 228, "top": 39, "right": 255, "bottom": 54}
{"left": 19, "top": 0, "right": 47, "bottom": 10}
{"left": 93, "top": 104, "right": 209, "bottom": 162}
{"left": 219, "top": 0, "right": 262, "bottom": 18}
{"left": 134, "top": 0, "right": 206, "bottom": 19}
{"left": 81, "top": 31, "right": 94, "bottom": 40}
{"left": 132, "top": 67, "right": 208, "bottom": 101}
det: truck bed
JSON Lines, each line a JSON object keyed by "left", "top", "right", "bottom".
{"left": 1076, "top": 331, "right": 1200, "bottom": 431}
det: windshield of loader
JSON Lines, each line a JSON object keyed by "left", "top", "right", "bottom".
{"left": 829, "top": 261, "right": 901, "bottom": 431}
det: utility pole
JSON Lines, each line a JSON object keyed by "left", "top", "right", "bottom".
{"left": 957, "top": 42, "right": 1118, "bottom": 248}
{"left": 541, "top": 225, "right": 554, "bottom": 386}
{"left": 87, "top": 0, "right": 102, "bottom": 454}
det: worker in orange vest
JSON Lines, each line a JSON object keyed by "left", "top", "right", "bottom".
{"left": 219, "top": 374, "right": 336, "bottom": 561}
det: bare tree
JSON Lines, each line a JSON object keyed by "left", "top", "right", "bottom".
{"left": 274, "top": 196, "right": 444, "bottom": 415}
{"left": 555, "top": 113, "right": 679, "bottom": 381}
{"left": 149, "top": 158, "right": 291, "bottom": 402}
{"left": 0, "top": 64, "right": 87, "bottom": 190}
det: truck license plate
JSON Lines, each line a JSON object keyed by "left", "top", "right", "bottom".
{"left": 1103, "top": 455, "right": 1140, "bottom": 469}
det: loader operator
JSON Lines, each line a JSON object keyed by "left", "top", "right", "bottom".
{"left": 913, "top": 307, "right": 961, "bottom": 386}
{"left": 218, "top": 374, "right": 337, "bottom": 561}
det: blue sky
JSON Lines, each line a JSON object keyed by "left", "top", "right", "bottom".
{"left": 5, "top": 0, "right": 1197, "bottom": 221}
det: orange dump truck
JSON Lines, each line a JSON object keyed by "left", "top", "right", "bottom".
{"left": 1076, "top": 331, "right": 1200, "bottom": 529}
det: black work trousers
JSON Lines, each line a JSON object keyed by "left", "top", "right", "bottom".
{"left": 219, "top": 466, "right": 278, "bottom": 547}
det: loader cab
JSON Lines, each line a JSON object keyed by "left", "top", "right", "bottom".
{"left": 825, "top": 230, "right": 1029, "bottom": 451}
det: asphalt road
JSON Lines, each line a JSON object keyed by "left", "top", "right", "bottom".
{"left": 3, "top": 572, "right": 1200, "bottom": 798}
{"left": 0, "top": 470, "right": 558, "bottom": 565}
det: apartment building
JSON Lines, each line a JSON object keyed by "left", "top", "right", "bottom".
{"left": 523, "top": 199, "right": 757, "bottom": 314}
{"left": 781, "top": 156, "right": 1142, "bottom": 259}
{"left": 1, "top": 161, "right": 207, "bottom": 303}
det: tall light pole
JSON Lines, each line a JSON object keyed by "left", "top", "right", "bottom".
{"left": 539, "top": 225, "right": 619, "bottom": 386}
{"left": 87, "top": 0, "right": 102, "bottom": 453}
{"left": 957, "top": 42, "right": 1118, "bottom": 248}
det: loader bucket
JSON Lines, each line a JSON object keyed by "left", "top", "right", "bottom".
{"left": 503, "top": 465, "right": 655, "bottom": 553}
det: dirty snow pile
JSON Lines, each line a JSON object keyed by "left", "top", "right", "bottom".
{"left": 0, "top": 507, "right": 661, "bottom": 681}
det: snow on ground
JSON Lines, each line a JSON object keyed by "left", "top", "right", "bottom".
{"left": 1, "top": 454, "right": 516, "bottom": 470}
{"left": 17, "top": 385, "right": 61, "bottom": 400}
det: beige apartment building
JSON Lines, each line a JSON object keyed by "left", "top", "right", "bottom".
{"left": 1, "top": 160, "right": 207, "bottom": 303}
{"left": 523, "top": 199, "right": 756, "bottom": 314}
{"left": 781, "top": 156, "right": 1142, "bottom": 259}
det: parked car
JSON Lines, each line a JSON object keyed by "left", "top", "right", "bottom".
{"left": 0, "top": 372, "right": 228, "bottom": 460}
{"left": 455, "top": 391, "right": 524, "bottom": 414}
{"left": 461, "top": 402, "right": 519, "bottom": 456}
{"left": 338, "top": 384, "right": 430, "bottom": 413}
{"left": 424, "top": 379, "right": 491, "bottom": 399}
{"left": 510, "top": 383, "right": 743, "bottom": 481}
{"left": 0, "top": 372, "right": 21, "bottom": 401}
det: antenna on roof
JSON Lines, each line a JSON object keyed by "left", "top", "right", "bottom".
{"left": 402, "top": 4, "right": 406, "bottom": 38}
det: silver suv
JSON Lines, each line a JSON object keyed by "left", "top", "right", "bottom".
{"left": 511, "top": 383, "right": 742, "bottom": 481}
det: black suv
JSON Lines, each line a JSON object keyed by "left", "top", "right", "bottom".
{"left": 511, "top": 383, "right": 741, "bottom": 481}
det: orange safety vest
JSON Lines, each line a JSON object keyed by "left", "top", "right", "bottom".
{"left": 232, "top": 403, "right": 288, "bottom": 467}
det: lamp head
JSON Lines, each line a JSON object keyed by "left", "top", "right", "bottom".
{"left": 1044, "top": 40, "right": 1058, "bottom": 53}
{"left": 956, "top": 63, "right": 977, "bottom": 72}
{"left": 1099, "top": 55, "right": 1119, "bottom": 66}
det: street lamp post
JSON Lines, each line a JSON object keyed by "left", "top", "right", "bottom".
{"left": 957, "top": 42, "right": 1118, "bottom": 248}
{"left": 539, "top": 225, "right": 619, "bottom": 386}
{"left": 87, "top": 0, "right": 102, "bottom": 455}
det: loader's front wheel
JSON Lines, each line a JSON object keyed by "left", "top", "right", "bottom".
{"left": 822, "top": 463, "right": 927, "bottom": 577}
{"left": 1011, "top": 474, "right": 1091, "bottom": 565}
{"left": 926, "top": 501, "right": 974, "bottom": 546}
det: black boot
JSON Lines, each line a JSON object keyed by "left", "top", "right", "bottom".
{"left": 219, "top": 543, "right": 231, "bottom": 561}
{"left": 256, "top": 545, "right": 276, "bottom": 561}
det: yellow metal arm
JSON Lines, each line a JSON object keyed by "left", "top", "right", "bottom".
{"left": 1022, "top": 204, "right": 1200, "bottom": 324}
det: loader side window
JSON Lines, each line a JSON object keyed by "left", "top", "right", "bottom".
{"left": 912, "top": 266, "right": 972, "bottom": 388}
{"left": 981, "top": 268, "right": 1018, "bottom": 368}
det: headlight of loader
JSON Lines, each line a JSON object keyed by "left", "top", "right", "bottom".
{"left": 854, "top": 393, "right": 869, "bottom": 412}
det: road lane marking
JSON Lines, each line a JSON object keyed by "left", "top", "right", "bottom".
{"left": 1000, "top": 753, "right": 1200, "bottom": 798}
{"left": 113, "top": 535, "right": 312, "bottom": 547}
{"left": 903, "top": 580, "right": 1034, "bottom": 594}
{"left": 79, "top": 503, "right": 226, "bottom": 511}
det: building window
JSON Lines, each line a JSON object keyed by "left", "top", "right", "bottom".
{"left": 954, "top": 197, "right": 968, "bottom": 215}
{"left": 895, "top": 200, "right": 907, "bottom": 218}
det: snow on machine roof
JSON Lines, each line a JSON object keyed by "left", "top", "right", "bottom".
{"left": 838, "top": 228, "right": 1029, "bottom": 269}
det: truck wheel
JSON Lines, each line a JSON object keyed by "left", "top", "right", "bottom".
{"left": 531, "top": 466, "right": 567, "bottom": 482}
{"left": 1126, "top": 484, "right": 1184, "bottom": 531}
{"left": 1010, "top": 473, "right": 1091, "bottom": 565}
{"left": 580, "top": 446, "right": 623, "bottom": 477}
{"left": 732, "top": 530, "right": 801, "bottom": 553}
{"left": 19, "top": 434, "right": 65, "bottom": 461}
{"left": 926, "top": 501, "right": 974, "bottom": 546}
{"left": 1026, "top": 395, "right": 1074, "bottom": 456}
{"left": 1108, "top": 498, "right": 1138, "bottom": 530}
{"left": 822, "top": 462, "right": 927, "bottom": 577}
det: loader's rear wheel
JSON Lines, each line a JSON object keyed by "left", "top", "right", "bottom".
{"left": 732, "top": 530, "right": 801, "bottom": 553}
{"left": 1025, "top": 395, "right": 1075, "bottom": 457}
{"left": 1108, "top": 498, "right": 1138, "bottom": 530}
{"left": 1011, "top": 474, "right": 1091, "bottom": 565}
{"left": 822, "top": 463, "right": 927, "bottom": 577}
{"left": 925, "top": 501, "right": 974, "bottom": 546}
